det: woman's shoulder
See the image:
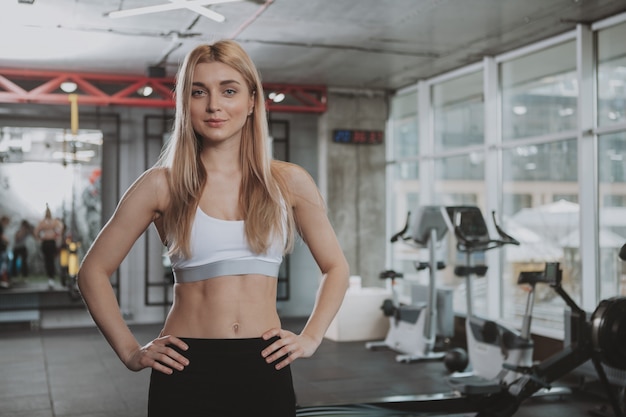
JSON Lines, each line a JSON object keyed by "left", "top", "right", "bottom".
{"left": 271, "top": 160, "right": 312, "bottom": 186}
{"left": 125, "top": 167, "right": 172, "bottom": 209}
{"left": 133, "top": 166, "right": 170, "bottom": 190}
{"left": 271, "top": 161, "right": 321, "bottom": 206}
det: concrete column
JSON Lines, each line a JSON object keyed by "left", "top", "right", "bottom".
{"left": 320, "top": 90, "right": 388, "bottom": 287}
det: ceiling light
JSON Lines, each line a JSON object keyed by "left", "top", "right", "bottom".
{"left": 106, "top": 0, "right": 242, "bottom": 22}
{"left": 512, "top": 105, "right": 527, "bottom": 115}
{"left": 18, "top": 0, "right": 35, "bottom": 4}
{"left": 137, "top": 86, "right": 153, "bottom": 97}
{"left": 268, "top": 92, "right": 285, "bottom": 103}
{"left": 608, "top": 150, "right": 623, "bottom": 161}
{"left": 60, "top": 81, "right": 78, "bottom": 93}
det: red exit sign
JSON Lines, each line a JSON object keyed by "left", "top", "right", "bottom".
{"left": 333, "top": 129, "right": 384, "bottom": 145}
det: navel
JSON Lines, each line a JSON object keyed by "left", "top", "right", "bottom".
{"left": 232, "top": 322, "right": 240, "bottom": 333}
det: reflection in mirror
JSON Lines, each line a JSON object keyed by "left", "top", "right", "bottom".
{"left": 0, "top": 126, "right": 102, "bottom": 294}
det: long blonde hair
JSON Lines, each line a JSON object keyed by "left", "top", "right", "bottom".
{"left": 157, "top": 40, "right": 294, "bottom": 258}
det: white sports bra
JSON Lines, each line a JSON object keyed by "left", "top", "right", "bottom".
{"left": 168, "top": 207, "right": 285, "bottom": 283}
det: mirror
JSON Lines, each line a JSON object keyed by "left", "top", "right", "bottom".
{"left": 0, "top": 126, "right": 102, "bottom": 292}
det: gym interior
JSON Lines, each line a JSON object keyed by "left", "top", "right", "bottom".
{"left": 1, "top": 1, "right": 626, "bottom": 416}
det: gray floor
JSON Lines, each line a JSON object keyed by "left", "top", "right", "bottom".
{"left": 0, "top": 318, "right": 621, "bottom": 417}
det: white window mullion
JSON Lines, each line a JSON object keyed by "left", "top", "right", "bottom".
{"left": 483, "top": 56, "right": 501, "bottom": 319}
{"left": 577, "top": 24, "right": 599, "bottom": 311}
{"left": 418, "top": 80, "right": 435, "bottom": 204}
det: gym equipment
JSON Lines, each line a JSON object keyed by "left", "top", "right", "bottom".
{"left": 445, "top": 205, "right": 529, "bottom": 384}
{"left": 444, "top": 347, "right": 469, "bottom": 373}
{"left": 59, "top": 238, "right": 81, "bottom": 300}
{"left": 366, "top": 205, "right": 452, "bottom": 363}
{"left": 298, "top": 262, "right": 626, "bottom": 417}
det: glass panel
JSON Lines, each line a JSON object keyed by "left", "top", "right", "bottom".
{"left": 501, "top": 138, "right": 579, "bottom": 332}
{"left": 389, "top": 162, "right": 419, "bottom": 275}
{"left": 434, "top": 154, "right": 485, "bottom": 315}
{"left": 0, "top": 126, "right": 102, "bottom": 294}
{"left": 392, "top": 116, "right": 419, "bottom": 160}
{"left": 390, "top": 91, "right": 418, "bottom": 159}
{"left": 598, "top": 21, "right": 626, "bottom": 127}
{"left": 598, "top": 132, "right": 626, "bottom": 299}
{"left": 433, "top": 71, "right": 484, "bottom": 152}
{"left": 390, "top": 89, "right": 418, "bottom": 119}
{"left": 388, "top": 91, "right": 420, "bottom": 282}
{"left": 501, "top": 41, "right": 577, "bottom": 141}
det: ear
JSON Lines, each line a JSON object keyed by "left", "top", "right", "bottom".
{"left": 248, "top": 91, "right": 255, "bottom": 115}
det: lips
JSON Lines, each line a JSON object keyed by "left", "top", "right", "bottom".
{"left": 205, "top": 118, "right": 226, "bottom": 127}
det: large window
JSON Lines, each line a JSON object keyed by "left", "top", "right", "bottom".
{"left": 597, "top": 20, "right": 626, "bottom": 302}
{"left": 598, "top": 22, "right": 626, "bottom": 128}
{"left": 388, "top": 90, "right": 419, "bottom": 274}
{"left": 432, "top": 71, "right": 486, "bottom": 312}
{"left": 499, "top": 41, "right": 580, "bottom": 331}
{"left": 501, "top": 41, "right": 577, "bottom": 141}
{"left": 501, "top": 139, "right": 579, "bottom": 329}
{"left": 387, "top": 16, "right": 626, "bottom": 338}
{"left": 598, "top": 132, "right": 626, "bottom": 300}
{"left": 433, "top": 71, "right": 484, "bottom": 151}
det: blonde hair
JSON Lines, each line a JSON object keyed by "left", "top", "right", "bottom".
{"left": 157, "top": 40, "right": 294, "bottom": 258}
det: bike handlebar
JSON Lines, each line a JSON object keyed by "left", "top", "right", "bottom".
{"left": 454, "top": 210, "right": 519, "bottom": 253}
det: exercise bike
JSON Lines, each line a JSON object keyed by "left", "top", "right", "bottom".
{"left": 298, "top": 261, "right": 626, "bottom": 417}
{"left": 444, "top": 205, "right": 535, "bottom": 384}
{"left": 365, "top": 205, "right": 453, "bottom": 363}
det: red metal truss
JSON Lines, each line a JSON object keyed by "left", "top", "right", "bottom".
{"left": 263, "top": 82, "right": 327, "bottom": 113}
{"left": 0, "top": 68, "right": 327, "bottom": 113}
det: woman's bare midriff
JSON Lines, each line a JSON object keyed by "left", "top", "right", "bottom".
{"left": 160, "top": 274, "right": 282, "bottom": 339}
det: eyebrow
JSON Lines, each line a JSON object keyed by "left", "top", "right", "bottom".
{"left": 192, "top": 79, "right": 242, "bottom": 88}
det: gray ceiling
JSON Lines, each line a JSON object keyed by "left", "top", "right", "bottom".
{"left": 2, "top": 0, "right": 626, "bottom": 92}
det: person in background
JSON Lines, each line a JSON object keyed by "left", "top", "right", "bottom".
{"left": 0, "top": 215, "right": 10, "bottom": 289}
{"left": 11, "top": 219, "right": 34, "bottom": 279}
{"left": 34, "top": 205, "right": 63, "bottom": 289}
{"left": 77, "top": 40, "right": 349, "bottom": 417}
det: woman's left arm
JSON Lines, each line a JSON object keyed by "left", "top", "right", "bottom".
{"left": 262, "top": 163, "right": 349, "bottom": 369}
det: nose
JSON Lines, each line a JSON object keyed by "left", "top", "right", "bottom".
{"left": 206, "top": 94, "right": 220, "bottom": 112}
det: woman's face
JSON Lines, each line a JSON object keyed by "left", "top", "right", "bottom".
{"left": 189, "top": 61, "right": 254, "bottom": 145}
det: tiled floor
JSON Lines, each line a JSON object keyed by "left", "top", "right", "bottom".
{"left": 0, "top": 319, "right": 622, "bottom": 417}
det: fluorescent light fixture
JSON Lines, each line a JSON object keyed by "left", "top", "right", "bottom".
{"left": 60, "top": 81, "right": 78, "bottom": 93}
{"left": 107, "top": 0, "right": 242, "bottom": 22}
{"left": 53, "top": 150, "right": 96, "bottom": 162}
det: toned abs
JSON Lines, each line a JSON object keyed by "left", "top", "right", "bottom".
{"left": 161, "top": 274, "right": 281, "bottom": 339}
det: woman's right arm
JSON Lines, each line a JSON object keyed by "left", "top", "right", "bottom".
{"left": 78, "top": 168, "right": 189, "bottom": 374}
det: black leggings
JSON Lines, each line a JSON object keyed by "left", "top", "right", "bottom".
{"left": 148, "top": 337, "right": 296, "bottom": 417}
{"left": 41, "top": 239, "right": 57, "bottom": 278}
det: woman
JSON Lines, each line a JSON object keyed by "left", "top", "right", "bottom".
{"left": 11, "top": 219, "right": 34, "bottom": 278}
{"left": 34, "top": 204, "right": 63, "bottom": 288}
{"left": 78, "top": 40, "right": 350, "bottom": 417}
{"left": 0, "top": 215, "right": 10, "bottom": 288}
